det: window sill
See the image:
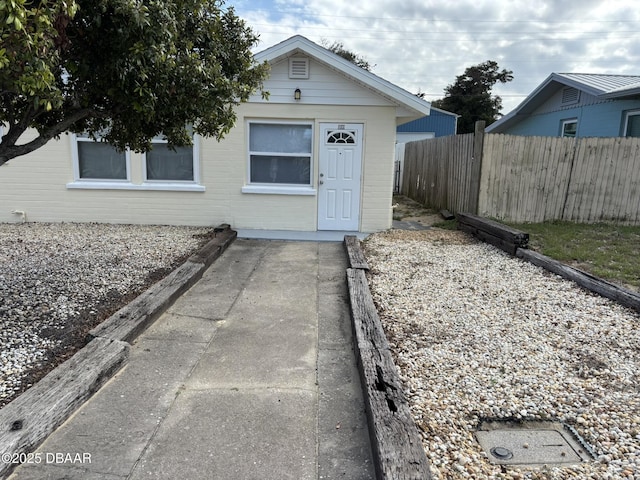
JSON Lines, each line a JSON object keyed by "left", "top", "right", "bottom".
{"left": 66, "top": 181, "right": 205, "bottom": 192}
{"left": 241, "top": 185, "right": 317, "bottom": 195}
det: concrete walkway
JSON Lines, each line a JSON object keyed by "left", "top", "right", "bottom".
{"left": 9, "top": 240, "right": 375, "bottom": 480}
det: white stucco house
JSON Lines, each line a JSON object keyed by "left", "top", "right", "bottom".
{"left": 0, "top": 35, "right": 430, "bottom": 239}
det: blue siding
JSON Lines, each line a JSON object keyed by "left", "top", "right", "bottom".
{"left": 505, "top": 108, "right": 582, "bottom": 136}
{"left": 578, "top": 100, "right": 640, "bottom": 137}
{"left": 499, "top": 99, "right": 640, "bottom": 137}
{"left": 397, "top": 109, "right": 457, "bottom": 137}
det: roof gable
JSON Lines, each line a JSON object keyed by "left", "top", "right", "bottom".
{"left": 487, "top": 73, "right": 640, "bottom": 133}
{"left": 254, "top": 35, "right": 430, "bottom": 121}
{"left": 261, "top": 56, "right": 401, "bottom": 108}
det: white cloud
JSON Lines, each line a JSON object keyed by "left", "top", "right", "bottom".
{"left": 231, "top": 0, "right": 640, "bottom": 114}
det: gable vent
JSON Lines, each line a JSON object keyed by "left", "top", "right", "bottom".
{"left": 289, "top": 57, "right": 309, "bottom": 79}
{"left": 561, "top": 87, "right": 580, "bottom": 105}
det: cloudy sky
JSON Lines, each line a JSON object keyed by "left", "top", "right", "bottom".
{"left": 228, "top": 0, "right": 640, "bottom": 114}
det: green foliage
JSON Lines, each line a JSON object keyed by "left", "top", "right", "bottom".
{"left": 432, "top": 219, "right": 457, "bottom": 230}
{"left": 506, "top": 221, "right": 640, "bottom": 291}
{"left": 0, "top": 0, "right": 269, "bottom": 164}
{"left": 0, "top": 1, "right": 78, "bottom": 112}
{"left": 320, "top": 39, "right": 372, "bottom": 71}
{"left": 431, "top": 60, "right": 513, "bottom": 134}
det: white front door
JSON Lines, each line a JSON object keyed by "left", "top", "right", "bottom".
{"left": 317, "top": 123, "right": 363, "bottom": 231}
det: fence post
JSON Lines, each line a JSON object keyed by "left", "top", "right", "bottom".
{"left": 468, "top": 121, "right": 485, "bottom": 214}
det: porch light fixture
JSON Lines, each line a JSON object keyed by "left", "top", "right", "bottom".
{"left": 294, "top": 88, "right": 301, "bottom": 101}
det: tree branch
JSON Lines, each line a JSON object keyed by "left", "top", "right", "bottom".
{"left": 2, "top": 104, "right": 37, "bottom": 146}
{"left": 0, "top": 108, "right": 96, "bottom": 166}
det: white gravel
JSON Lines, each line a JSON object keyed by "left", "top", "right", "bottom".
{"left": 0, "top": 223, "right": 213, "bottom": 406}
{"left": 363, "top": 229, "right": 640, "bottom": 480}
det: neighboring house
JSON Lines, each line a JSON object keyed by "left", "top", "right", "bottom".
{"left": 486, "top": 73, "right": 640, "bottom": 137}
{"left": 0, "top": 35, "right": 430, "bottom": 239}
{"left": 393, "top": 107, "right": 457, "bottom": 193}
{"left": 396, "top": 107, "right": 458, "bottom": 143}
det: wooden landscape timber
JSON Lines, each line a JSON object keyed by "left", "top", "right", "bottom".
{"left": 90, "top": 225, "right": 237, "bottom": 342}
{"left": 188, "top": 224, "right": 235, "bottom": 267}
{"left": 516, "top": 248, "right": 640, "bottom": 314}
{"left": 347, "top": 268, "right": 432, "bottom": 480}
{"left": 0, "top": 225, "right": 237, "bottom": 477}
{"left": 344, "top": 234, "right": 431, "bottom": 480}
{"left": 456, "top": 213, "right": 640, "bottom": 312}
{"left": 439, "top": 209, "right": 455, "bottom": 220}
{"left": 456, "top": 213, "right": 639, "bottom": 312}
{"left": 457, "top": 212, "right": 529, "bottom": 255}
{"left": 0, "top": 337, "right": 129, "bottom": 479}
{"left": 90, "top": 260, "right": 207, "bottom": 343}
{"left": 344, "top": 235, "right": 369, "bottom": 270}
{"left": 344, "top": 221, "right": 637, "bottom": 478}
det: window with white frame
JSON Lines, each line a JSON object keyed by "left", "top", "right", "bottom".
{"left": 143, "top": 136, "right": 197, "bottom": 182}
{"left": 73, "top": 133, "right": 129, "bottom": 180}
{"left": 70, "top": 133, "right": 202, "bottom": 190}
{"left": 624, "top": 110, "right": 640, "bottom": 137}
{"left": 248, "top": 122, "right": 312, "bottom": 186}
{"left": 561, "top": 119, "right": 578, "bottom": 138}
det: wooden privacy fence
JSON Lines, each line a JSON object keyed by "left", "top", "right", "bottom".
{"left": 402, "top": 122, "right": 484, "bottom": 214}
{"left": 401, "top": 124, "right": 640, "bottom": 225}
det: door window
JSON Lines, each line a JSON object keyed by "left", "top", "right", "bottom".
{"left": 327, "top": 130, "right": 356, "bottom": 144}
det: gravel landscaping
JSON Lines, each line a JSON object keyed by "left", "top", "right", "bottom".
{"left": 0, "top": 223, "right": 214, "bottom": 408}
{"left": 363, "top": 229, "right": 640, "bottom": 480}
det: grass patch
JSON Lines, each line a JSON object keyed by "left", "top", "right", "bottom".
{"left": 505, "top": 221, "right": 640, "bottom": 291}
{"left": 432, "top": 219, "right": 457, "bottom": 230}
{"left": 392, "top": 194, "right": 435, "bottom": 220}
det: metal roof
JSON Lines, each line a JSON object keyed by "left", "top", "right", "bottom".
{"left": 555, "top": 73, "right": 640, "bottom": 97}
{"left": 486, "top": 72, "right": 640, "bottom": 133}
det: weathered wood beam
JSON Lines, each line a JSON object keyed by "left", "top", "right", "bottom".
{"left": 439, "top": 209, "right": 455, "bottom": 220}
{"left": 344, "top": 235, "right": 369, "bottom": 270}
{"left": 88, "top": 260, "right": 207, "bottom": 342}
{"left": 457, "top": 212, "right": 528, "bottom": 255}
{"left": 458, "top": 222, "right": 519, "bottom": 255}
{"left": 516, "top": 248, "right": 640, "bottom": 313}
{"left": 457, "top": 212, "right": 529, "bottom": 247}
{"left": 0, "top": 337, "right": 128, "bottom": 479}
{"left": 188, "top": 225, "right": 236, "bottom": 267}
{"left": 90, "top": 226, "right": 236, "bottom": 342}
{"left": 0, "top": 225, "right": 238, "bottom": 478}
{"left": 347, "top": 268, "right": 432, "bottom": 480}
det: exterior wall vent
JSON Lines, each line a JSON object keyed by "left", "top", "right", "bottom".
{"left": 289, "top": 57, "right": 309, "bottom": 79}
{"left": 561, "top": 87, "right": 580, "bottom": 105}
